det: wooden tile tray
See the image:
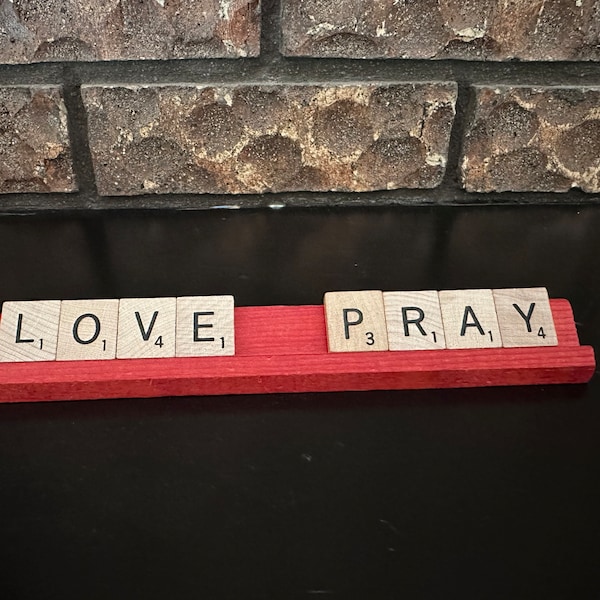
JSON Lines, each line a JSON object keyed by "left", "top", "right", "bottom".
{"left": 0, "top": 299, "right": 594, "bottom": 402}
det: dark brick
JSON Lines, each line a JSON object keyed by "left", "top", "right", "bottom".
{"left": 281, "top": 0, "right": 600, "bottom": 61}
{"left": 0, "top": 86, "right": 76, "bottom": 194}
{"left": 461, "top": 86, "right": 600, "bottom": 193}
{"left": 0, "top": 0, "right": 260, "bottom": 63}
{"left": 81, "top": 83, "right": 457, "bottom": 196}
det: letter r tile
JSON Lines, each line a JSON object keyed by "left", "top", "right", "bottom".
{"left": 0, "top": 300, "right": 61, "bottom": 362}
{"left": 117, "top": 297, "right": 177, "bottom": 359}
{"left": 176, "top": 296, "right": 235, "bottom": 357}
{"left": 56, "top": 299, "right": 119, "bottom": 361}
{"left": 324, "top": 291, "right": 388, "bottom": 353}
{"left": 439, "top": 289, "right": 502, "bottom": 349}
{"left": 383, "top": 291, "right": 446, "bottom": 350}
{"left": 493, "top": 287, "right": 557, "bottom": 347}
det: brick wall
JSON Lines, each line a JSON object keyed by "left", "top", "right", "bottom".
{"left": 0, "top": 0, "right": 598, "bottom": 211}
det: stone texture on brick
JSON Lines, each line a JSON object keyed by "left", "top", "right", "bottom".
{"left": 281, "top": 0, "right": 600, "bottom": 61}
{"left": 0, "top": 0, "right": 260, "bottom": 63}
{"left": 461, "top": 86, "right": 600, "bottom": 193}
{"left": 0, "top": 86, "right": 76, "bottom": 194}
{"left": 81, "top": 83, "right": 457, "bottom": 196}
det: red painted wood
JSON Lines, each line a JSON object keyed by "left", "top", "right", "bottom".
{"left": 0, "top": 299, "right": 595, "bottom": 402}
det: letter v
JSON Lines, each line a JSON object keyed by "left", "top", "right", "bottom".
{"left": 135, "top": 311, "right": 159, "bottom": 342}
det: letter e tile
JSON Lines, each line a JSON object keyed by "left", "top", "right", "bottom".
{"left": 117, "top": 297, "right": 177, "bottom": 359}
{"left": 176, "top": 296, "right": 235, "bottom": 357}
{"left": 56, "top": 300, "right": 119, "bottom": 361}
{"left": 493, "top": 287, "right": 557, "bottom": 347}
{"left": 324, "top": 290, "right": 388, "bottom": 352}
{"left": 383, "top": 291, "right": 446, "bottom": 350}
{"left": 439, "top": 289, "right": 502, "bottom": 349}
{"left": 0, "top": 301, "right": 61, "bottom": 362}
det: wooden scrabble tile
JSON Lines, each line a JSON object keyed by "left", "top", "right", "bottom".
{"left": 383, "top": 291, "right": 446, "bottom": 351}
{"left": 56, "top": 300, "right": 119, "bottom": 361}
{"left": 176, "top": 296, "right": 235, "bottom": 357}
{"left": 324, "top": 290, "right": 388, "bottom": 352}
{"left": 0, "top": 301, "right": 61, "bottom": 362}
{"left": 439, "top": 289, "right": 502, "bottom": 349}
{"left": 117, "top": 297, "right": 177, "bottom": 359}
{"left": 493, "top": 287, "right": 558, "bottom": 347}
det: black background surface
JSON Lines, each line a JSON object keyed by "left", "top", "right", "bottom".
{"left": 0, "top": 205, "right": 598, "bottom": 599}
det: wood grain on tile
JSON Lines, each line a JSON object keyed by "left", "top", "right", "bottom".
{"left": 117, "top": 297, "right": 177, "bottom": 359}
{"left": 384, "top": 290, "right": 446, "bottom": 350}
{"left": 0, "top": 301, "right": 61, "bottom": 362}
{"left": 493, "top": 287, "right": 558, "bottom": 347}
{"left": 324, "top": 290, "right": 388, "bottom": 352}
{"left": 56, "top": 299, "right": 119, "bottom": 361}
{"left": 176, "top": 296, "right": 235, "bottom": 357}
{"left": 439, "top": 289, "right": 502, "bottom": 349}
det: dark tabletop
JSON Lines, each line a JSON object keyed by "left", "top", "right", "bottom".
{"left": 0, "top": 205, "right": 598, "bottom": 600}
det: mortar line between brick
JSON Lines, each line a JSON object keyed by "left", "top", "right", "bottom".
{"left": 0, "top": 59, "right": 598, "bottom": 87}
{"left": 61, "top": 66, "right": 98, "bottom": 197}
{"left": 259, "top": 0, "right": 283, "bottom": 62}
{"left": 441, "top": 82, "right": 473, "bottom": 190}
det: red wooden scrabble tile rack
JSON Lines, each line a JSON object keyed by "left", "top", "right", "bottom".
{"left": 0, "top": 299, "right": 595, "bottom": 402}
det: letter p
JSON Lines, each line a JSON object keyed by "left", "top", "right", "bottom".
{"left": 343, "top": 308, "right": 363, "bottom": 340}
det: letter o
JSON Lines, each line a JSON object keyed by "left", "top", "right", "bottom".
{"left": 73, "top": 313, "right": 101, "bottom": 345}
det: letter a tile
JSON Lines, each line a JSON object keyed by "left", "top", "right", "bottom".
{"left": 176, "top": 296, "right": 235, "bottom": 357}
{"left": 439, "top": 289, "right": 502, "bottom": 349}
{"left": 383, "top": 291, "right": 446, "bottom": 350}
{"left": 493, "top": 287, "right": 558, "bottom": 347}
{"left": 56, "top": 300, "right": 119, "bottom": 361}
{"left": 0, "top": 301, "right": 61, "bottom": 362}
{"left": 117, "top": 298, "right": 177, "bottom": 359}
{"left": 324, "top": 291, "right": 388, "bottom": 353}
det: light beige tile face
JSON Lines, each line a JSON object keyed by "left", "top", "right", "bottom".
{"left": 493, "top": 287, "right": 558, "bottom": 347}
{"left": 56, "top": 300, "right": 119, "bottom": 361}
{"left": 0, "top": 301, "right": 61, "bottom": 362}
{"left": 439, "top": 289, "right": 502, "bottom": 349}
{"left": 324, "top": 290, "right": 389, "bottom": 352}
{"left": 117, "top": 298, "right": 177, "bottom": 359}
{"left": 176, "top": 296, "right": 235, "bottom": 357}
{"left": 384, "top": 291, "right": 446, "bottom": 350}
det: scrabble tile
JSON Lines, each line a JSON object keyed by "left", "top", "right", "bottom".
{"left": 383, "top": 291, "right": 446, "bottom": 351}
{"left": 324, "top": 290, "right": 389, "bottom": 352}
{"left": 439, "top": 289, "right": 502, "bottom": 349}
{"left": 493, "top": 287, "right": 558, "bottom": 347}
{"left": 117, "top": 298, "right": 177, "bottom": 359}
{"left": 176, "top": 296, "right": 235, "bottom": 357}
{"left": 56, "top": 300, "right": 119, "bottom": 361}
{"left": 0, "top": 301, "right": 61, "bottom": 362}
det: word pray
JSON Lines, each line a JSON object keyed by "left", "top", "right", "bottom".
{"left": 324, "top": 287, "right": 558, "bottom": 352}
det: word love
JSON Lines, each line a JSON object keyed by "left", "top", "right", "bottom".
{"left": 324, "top": 288, "right": 558, "bottom": 352}
{"left": 0, "top": 296, "right": 234, "bottom": 362}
